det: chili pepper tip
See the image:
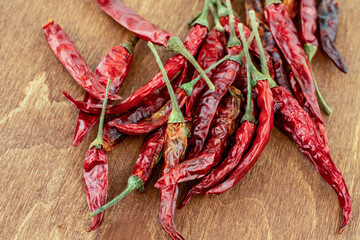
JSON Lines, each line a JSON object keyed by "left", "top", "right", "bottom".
{"left": 42, "top": 19, "right": 54, "bottom": 29}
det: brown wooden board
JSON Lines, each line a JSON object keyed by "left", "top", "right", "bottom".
{"left": 0, "top": 0, "right": 359, "bottom": 239}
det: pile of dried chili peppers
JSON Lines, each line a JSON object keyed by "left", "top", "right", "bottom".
{"left": 43, "top": 0, "right": 351, "bottom": 238}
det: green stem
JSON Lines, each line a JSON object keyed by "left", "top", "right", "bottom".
{"left": 304, "top": 44, "right": 317, "bottom": 63}
{"left": 89, "top": 175, "right": 144, "bottom": 217}
{"left": 166, "top": 36, "right": 215, "bottom": 91}
{"left": 229, "top": 30, "right": 255, "bottom": 65}
{"left": 192, "top": 0, "right": 211, "bottom": 28}
{"left": 181, "top": 55, "right": 230, "bottom": 96}
{"left": 265, "top": 0, "right": 282, "bottom": 7}
{"left": 312, "top": 71, "right": 333, "bottom": 115}
{"left": 89, "top": 78, "right": 111, "bottom": 149}
{"left": 215, "top": 0, "right": 228, "bottom": 17}
{"left": 210, "top": 3, "right": 224, "bottom": 32}
{"left": 148, "top": 42, "right": 185, "bottom": 123}
{"left": 121, "top": 36, "right": 139, "bottom": 54}
{"left": 242, "top": 57, "right": 256, "bottom": 123}
{"left": 248, "top": 11, "right": 277, "bottom": 88}
{"left": 226, "top": 0, "right": 241, "bottom": 47}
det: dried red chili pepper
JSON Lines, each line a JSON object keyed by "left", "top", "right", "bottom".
{"left": 148, "top": 42, "right": 187, "bottom": 240}
{"left": 318, "top": 0, "right": 347, "bottom": 73}
{"left": 42, "top": 20, "right": 120, "bottom": 101}
{"left": 73, "top": 38, "right": 138, "bottom": 146}
{"left": 264, "top": 1, "right": 324, "bottom": 125}
{"left": 155, "top": 86, "right": 243, "bottom": 188}
{"left": 283, "top": 0, "right": 299, "bottom": 18}
{"left": 89, "top": 126, "right": 166, "bottom": 217}
{"left": 97, "top": 0, "right": 215, "bottom": 96}
{"left": 207, "top": 21, "right": 275, "bottom": 195}
{"left": 83, "top": 79, "right": 111, "bottom": 231}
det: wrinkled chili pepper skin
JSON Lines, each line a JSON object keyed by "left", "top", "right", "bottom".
{"left": 265, "top": 3, "right": 323, "bottom": 125}
{"left": 207, "top": 80, "right": 274, "bottom": 195}
{"left": 97, "top": 0, "right": 172, "bottom": 47}
{"left": 159, "top": 123, "right": 187, "bottom": 240}
{"left": 185, "top": 29, "right": 227, "bottom": 118}
{"left": 318, "top": 0, "right": 347, "bottom": 73}
{"left": 83, "top": 147, "right": 108, "bottom": 231}
{"left": 42, "top": 20, "right": 120, "bottom": 101}
{"left": 300, "top": 0, "right": 318, "bottom": 48}
{"left": 155, "top": 87, "right": 243, "bottom": 188}
{"left": 133, "top": 126, "right": 166, "bottom": 183}
{"left": 187, "top": 60, "right": 240, "bottom": 159}
{"left": 97, "top": 25, "right": 207, "bottom": 115}
{"left": 180, "top": 120, "right": 256, "bottom": 209}
{"left": 283, "top": 0, "right": 299, "bottom": 19}
{"left": 272, "top": 86, "right": 351, "bottom": 233}
{"left": 73, "top": 45, "right": 134, "bottom": 146}
{"left": 112, "top": 89, "right": 188, "bottom": 135}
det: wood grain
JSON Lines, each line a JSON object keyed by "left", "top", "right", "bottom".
{"left": 0, "top": 0, "right": 359, "bottom": 239}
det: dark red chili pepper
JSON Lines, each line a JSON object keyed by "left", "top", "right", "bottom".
{"left": 272, "top": 86, "right": 351, "bottom": 234}
{"left": 245, "top": 0, "right": 293, "bottom": 94}
{"left": 155, "top": 87, "right": 243, "bottom": 188}
{"left": 283, "top": 0, "right": 299, "bottom": 18}
{"left": 148, "top": 42, "right": 187, "bottom": 240}
{"left": 83, "top": 79, "right": 111, "bottom": 231}
{"left": 73, "top": 38, "right": 137, "bottom": 146}
{"left": 42, "top": 20, "right": 120, "bottom": 101}
{"left": 264, "top": 1, "right": 324, "bottom": 125}
{"left": 89, "top": 126, "right": 166, "bottom": 217}
{"left": 318, "top": 0, "right": 347, "bottom": 73}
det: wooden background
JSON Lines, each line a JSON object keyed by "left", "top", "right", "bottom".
{"left": 0, "top": 0, "right": 359, "bottom": 239}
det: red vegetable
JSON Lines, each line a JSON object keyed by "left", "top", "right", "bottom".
{"left": 42, "top": 20, "right": 120, "bottom": 101}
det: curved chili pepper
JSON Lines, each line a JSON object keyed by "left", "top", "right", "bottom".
{"left": 265, "top": 1, "right": 324, "bottom": 125}
{"left": 155, "top": 87, "right": 243, "bottom": 188}
{"left": 283, "top": 0, "right": 299, "bottom": 19}
{"left": 272, "top": 86, "right": 351, "bottom": 233}
{"left": 148, "top": 42, "right": 187, "bottom": 240}
{"left": 318, "top": 0, "right": 347, "bottom": 73}
{"left": 89, "top": 126, "right": 166, "bottom": 217}
{"left": 73, "top": 39, "right": 137, "bottom": 146}
{"left": 83, "top": 79, "right": 111, "bottom": 231}
{"left": 42, "top": 20, "right": 120, "bottom": 101}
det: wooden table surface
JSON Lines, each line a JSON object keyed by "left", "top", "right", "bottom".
{"left": 1, "top": 0, "right": 359, "bottom": 239}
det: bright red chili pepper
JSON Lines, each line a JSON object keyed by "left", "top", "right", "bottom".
{"left": 42, "top": 20, "right": 120, "bottom": 101}
{"left": 318, "top": 0, "right": 347, "bottom": 73}
{"left": 89, "top": 126, "right": 166, "bottom": 217}
{"left": 272, "top": 86, "right": 351, "bottom": 234}
{"left": 300, "top": 0, "right": 318, "bottom": 51}
{"left": 155, "top": 87, "right": 243, "bottom": 188}
{"left": 264, "top": 1, "right": 324, "bottom": 125}
{"left": 283, "top": 0, "right": 299, "bottom": 18}
{"left": 73, "top": 38, "right": 137, "bottom": 146}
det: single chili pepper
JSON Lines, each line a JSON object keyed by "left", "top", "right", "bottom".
{"left": 207, "top": 21, "right": 275, "bottom": 195}
{"left": 245, "top": 0, "right": 293, "bottom": 94}
{"left": 155, "top": 86, "right": 243, "bottom": 188}
{"left": 283, "top": 0, "right": 298, "bottom": 18}
{"left": 183, "top": 4, "right": 227, "bottom": 118}
{"left": 73, "top": 38, "right": 138, "bottom": 146}
{"left": 264, "top": 1, "right": 324, "bottom": 125}
{"left": 97, "top": 0, "right": 215, "bottom": 92}
{"left": 148, "top": 42, "right": 187, "bottom": 240}
{"left": 89, "top": 126, "right": 166, "bottom": 217}
{"left": 318, "top": 0, "right": 347, "bottom": 73}
{"left": 83, "top": 79, "right": 111, "bottom": 231}
{"left": 180, "top": 42, "right": 257, "bottom": 209}
{"left": 42, "top": 20, "right": 120, "bottom": 101}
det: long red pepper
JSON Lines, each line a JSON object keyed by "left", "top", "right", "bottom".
{"left": 318, "top": 0, "right": 347, "bottom": 73}
{"left": 148, "top": 42, "right": 186, "bottom": 240}
{"left": 83, "top": 79, "right": 111, "bottom": 231}
{"left": 207, "top": 22, "right": 275, "bottom": 195}
{"left": 155, "top": 87, "right": 243, "bottom": 188}
{"left": 89, "top": 126, "right": 166, "bottom": 217}
{"left": 73, "top": 38, "right": 137, "bottom": 146}
{"left": 42, "top": 20, "right": 120, "bottom": 101}
{"left": 264, "top": 1, "right": 324, "bottom": 125}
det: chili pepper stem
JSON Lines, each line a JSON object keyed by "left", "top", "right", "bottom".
{"left": 121, "top": 36, "right": 139, "bottom": 54}
{"left": 226, "top": 0, "right": 241, "bottom": 47}
{"left": 148, "top": 42, "right": 185, "bottom": 123}
{"left": 166, "top": 36, "right": 215, "bottom": 92}
{"left": 304, "top": 44, "right": 317, "bottom": 63}
{"left": 210, "top": 3, "right": 224, "bottom": 32}
{"left": 192, "top": 0, "right": 211, "bottom": 28}
{"left": 265, "top": 0, "right": 282, "bottom": 7}
{"left": 215, "top": 0, "right": 228, "bottom": 17}
{"left": 229, "top": 31, "right": 255, "bottom": 65}
{"left": 89, "top": 175, "right": 144, "bottom": 217}
{"left": 181, "top": 55, "right": 230, "bottom": 96}
{"left": 89, "top": 78, "right": 111, "bottom": 149}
